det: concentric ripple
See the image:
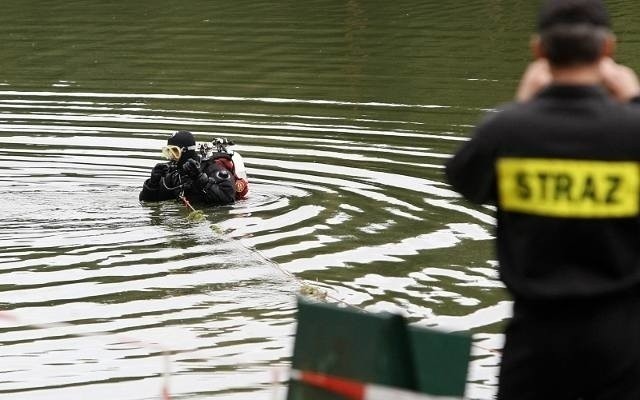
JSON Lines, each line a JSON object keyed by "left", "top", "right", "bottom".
{"left": 6, "top": 0, "right": 638, "bottom": 397}
{"left": 0, "top": 89, "right": 505, "bottom": 399}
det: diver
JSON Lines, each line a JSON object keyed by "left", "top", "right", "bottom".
{"left": 139, "top": 130, "right": 249, "bottom": 205}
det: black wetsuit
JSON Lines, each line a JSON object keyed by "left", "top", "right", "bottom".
{"left": 446, "top": 85, "right": 640, "bottom": 400}
{"left": 139, "top": 155, "right": 236, "bottom": 205}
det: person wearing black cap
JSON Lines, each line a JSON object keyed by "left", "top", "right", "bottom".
{"left": 139, "top": 130, "right": 237, "bottom": 205}
{"left": 446, "top": 0, "right": 640, "bottom": 398}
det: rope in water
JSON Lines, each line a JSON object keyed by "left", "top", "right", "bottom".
{"left": 0, "top": 196, "right": 497, "bottom": 400}
{"left": 177, "top": 198, "right": 501, "bottom": 356}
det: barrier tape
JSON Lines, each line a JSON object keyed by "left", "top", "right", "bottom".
{"left": 290, "top": 369, "right": 462, "bottom": 400}
{"left": 0, "top": 310, "right": 172, "bottom": 399}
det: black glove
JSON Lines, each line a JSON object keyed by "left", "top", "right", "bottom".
{"left": 150, "top": 163, "right": 169, "bottom": 185}
{"left": 182, "top": 158, "right": 210, "bottom": 187}
{"left": 182, "top": 159, "right": 202, "bottom": 179}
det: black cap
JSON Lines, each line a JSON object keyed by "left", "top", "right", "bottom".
{"left": 537, "top": 0, "right": 610, "bottom": 31}
{"left": 167, "top": 130, "right": 196, "bottom": 149}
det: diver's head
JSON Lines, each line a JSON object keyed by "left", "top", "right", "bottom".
{"left": 533, "top": 0, "right": 614, "bottom": 68}
{"left": 162, "top": 130, "right": 197, "bottom": 165}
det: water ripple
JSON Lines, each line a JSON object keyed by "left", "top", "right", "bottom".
{"left": 0, "top": 88, "right": 502, "bottom": 399}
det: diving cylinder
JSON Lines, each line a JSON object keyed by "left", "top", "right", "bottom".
{"left": 231, "top": 152, "right": 248, "bottom": 180}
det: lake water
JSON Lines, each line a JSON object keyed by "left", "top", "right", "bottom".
{"left": 2, "top": 1, "right": 640, "bottom": 399}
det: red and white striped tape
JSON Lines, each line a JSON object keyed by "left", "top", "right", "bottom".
{"left": 290, "top": 369, "right": 463, "bottom": 400}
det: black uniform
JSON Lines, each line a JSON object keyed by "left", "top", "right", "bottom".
{"left": 139, "top": 155, "right": 236, "bottom": 205}
{"left": 446, "top": 85, "right": 640, "bottom": 399}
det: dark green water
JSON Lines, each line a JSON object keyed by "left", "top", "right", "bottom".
{"left": 2, "top": 1, "right": 640, "bottom": 399}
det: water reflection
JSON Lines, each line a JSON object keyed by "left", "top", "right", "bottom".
{"left": 0, "top": 0, "right": 579, "bottom": 398}
{"left": 0, "top": 84, "right": 506, "bottom": 399}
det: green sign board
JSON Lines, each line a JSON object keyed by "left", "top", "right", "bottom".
{"left": 287, "top": 297, "right": 471, "bottom": 399}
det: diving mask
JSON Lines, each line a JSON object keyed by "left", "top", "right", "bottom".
{"left": 161, "top": 143, "right": 197, "bottom": 161}
{"left": 162, "top": 145, "right": 183, "bottom": 161}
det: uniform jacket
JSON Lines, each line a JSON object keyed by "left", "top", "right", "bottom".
{"left": 446, "top": 85, "right": 640, "bottom": 301}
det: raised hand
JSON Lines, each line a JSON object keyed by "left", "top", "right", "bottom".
{"left": 150, "top": 163, "right": 169, "bottom": 184}
{"left": 182, "top": 159, "right": 202, "bottom": 179}
{"left": 599, "top": 58, "right": 640, "bottom": 102}
{"left": 515, "top": 59, "right": 552, "bottom": 102}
